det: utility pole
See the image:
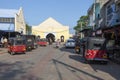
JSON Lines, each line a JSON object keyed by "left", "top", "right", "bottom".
{"left": 80, "top": 22, "right": 83, "bottom": 38}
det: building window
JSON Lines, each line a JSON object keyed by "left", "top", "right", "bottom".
{"left": 0, "top": 18, "right": 14, "bottom": 23}
{"left": 106, "top": 3, "right": 116, "bottom": 25}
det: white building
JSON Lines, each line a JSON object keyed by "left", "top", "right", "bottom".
{"left": 32, "top": 17, "right": 69, "bottom": 42}
{"left": 0, "top": 7, "right": 26, "bottom": 34}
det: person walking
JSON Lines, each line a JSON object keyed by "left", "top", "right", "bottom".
{"left": 56, "top": 39, "right": 60, "bottom": 48}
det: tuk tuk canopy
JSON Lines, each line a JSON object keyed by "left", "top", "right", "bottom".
{"left": 86, "top": 37, "right": 106, "bottom": 50}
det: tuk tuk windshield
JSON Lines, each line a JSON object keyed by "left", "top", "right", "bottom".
{"left": 40, "top": 39, "right": 47, "bottom": 41}
{"left": 9, "top": 38, "right": 24, "bottom": 45}
{"left": 15, "top": 40, "right": 24, "bottom": 45}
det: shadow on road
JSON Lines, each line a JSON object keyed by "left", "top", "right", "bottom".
{"left": 89, "top": 62, "right": 120, "bottom": 80}
{"left": 69, "top": 54, "right": 85, "bottom": 63}
{"left": 52, "top": 59, "right": 103, "bottom": 80}
{"left": 69, "top": 54, "right": 120, "bottom": 80}
{"left": 0, "top": 61, "right": 41, "bottom": 80}
{"left": 59, "top": 47, "right": 75, "bottom": 54}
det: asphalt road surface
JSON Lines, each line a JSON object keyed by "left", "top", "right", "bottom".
{"left": 0, "top": 43, "right": 120, "bottom": 80}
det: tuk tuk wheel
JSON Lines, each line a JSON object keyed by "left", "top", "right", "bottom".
{"left": 10, "top": 52, "right": 15, "bottom": 55}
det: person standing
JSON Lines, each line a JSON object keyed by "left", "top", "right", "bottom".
{"left": 0, "top": 37, "right": 4, "bottom": 47}
{"left": 3, "top": 37, "right": 8, "bottom": 48}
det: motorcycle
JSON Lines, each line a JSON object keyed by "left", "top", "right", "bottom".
{"left": 75, "top": 45, "right": 80, "bottom": 54}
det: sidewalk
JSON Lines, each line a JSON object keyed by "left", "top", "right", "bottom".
{"left": 0, "top": 48, "right": 8, "bottom": 54}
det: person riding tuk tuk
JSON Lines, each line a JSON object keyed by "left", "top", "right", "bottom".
{"left": 75, "top": 38, "right": 81, "bottom": 54}
{"left": 83, "top": 37, "right": 108, "bottom": 63}
{"left": 8, "top": 37, "right": 26, "bottom": 55}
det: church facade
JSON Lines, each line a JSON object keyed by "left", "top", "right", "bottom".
{"left": 32, "top": 17, "right": 69, "bottom": 42}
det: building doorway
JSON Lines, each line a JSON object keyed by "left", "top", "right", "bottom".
{"left": 46, "top": 33, "right": 55, "bottom": 43}
{"left": 60, "top": 35, "right": 64, "bottom": 42}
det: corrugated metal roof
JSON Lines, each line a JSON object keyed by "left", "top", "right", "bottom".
{"left": 0, "top": 9, "right": 18, "bottom": 18}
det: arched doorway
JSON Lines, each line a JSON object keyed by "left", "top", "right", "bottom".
{"left": 46, "top": 33, "right": 55, "bottom": 42}
{"left": 60, "top": 35, "right": 64, "bottom": 42}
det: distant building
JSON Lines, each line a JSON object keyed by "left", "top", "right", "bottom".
{"left": 0, "top": 7, "right": 26, "bottom": 34}
{"left": 32, "top": 17, "right": 69, "bottom": 42}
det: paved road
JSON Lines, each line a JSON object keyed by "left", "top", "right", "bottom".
{"left": 0, "top": 44, "right": 120, "bottom": 80}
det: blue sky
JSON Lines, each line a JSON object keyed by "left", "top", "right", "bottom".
{"left": 0, "top": 0, "right": 93, "bottom": 34}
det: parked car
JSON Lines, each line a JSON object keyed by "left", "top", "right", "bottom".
{"left": 37, "top": 38, "right": 48, "bottom": 46}
{"left": 65, "top": 39, "right": 75, "bottom": 48}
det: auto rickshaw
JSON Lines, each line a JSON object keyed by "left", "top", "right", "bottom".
{"left": 8, "top": 37, "right": 26, "bottom": 55}
{"left": 75, "top": 39, "right": 81, "bottom": 54}
{"left": 75, "top": 38, "right": 87, "bottom": 54}
{"left": 37, "top": 38, "right": 48, "bottom": 46}
{"left": 22, "top": 35, "right": 35, "bottom": 51}
{"left": 83, "top": 37, "right": 108, "bottom": 63}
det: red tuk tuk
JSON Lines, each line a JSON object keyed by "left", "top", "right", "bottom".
{"left": 37, "top": 38, "right": 48, "bottom": 46}
{"left": 8, "top": 37, "right": 26, "bottom": 55}
{"left": 84, "top": 37, "right": 108, "bottom": 63}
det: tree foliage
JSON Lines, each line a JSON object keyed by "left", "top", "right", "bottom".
{"left": 26, "top": 24, "right": 31, "bottom": 34}
{"left": 74, "top": 15, "right": 88, "bottom": 31}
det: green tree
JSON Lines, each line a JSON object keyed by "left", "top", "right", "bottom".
{"left": 26, "top": 24, "right": 31, "bottom": 34}
{"left": 74, "top": 15, "right": 88, "bottom": 31}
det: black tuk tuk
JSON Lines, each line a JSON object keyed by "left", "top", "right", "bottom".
{"left": 22, "top": 35, "right": 37, "bottom": 51}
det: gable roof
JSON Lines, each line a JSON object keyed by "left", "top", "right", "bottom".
{"left": 38, "top": 17, "right": 63, "bottom": 27}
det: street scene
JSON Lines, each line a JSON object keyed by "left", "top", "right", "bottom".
{"left": 0, "top": 44, "right": 120, "bottom": 80}
{"left": 0, "top": 0, "right": 120, "bottom": 80}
